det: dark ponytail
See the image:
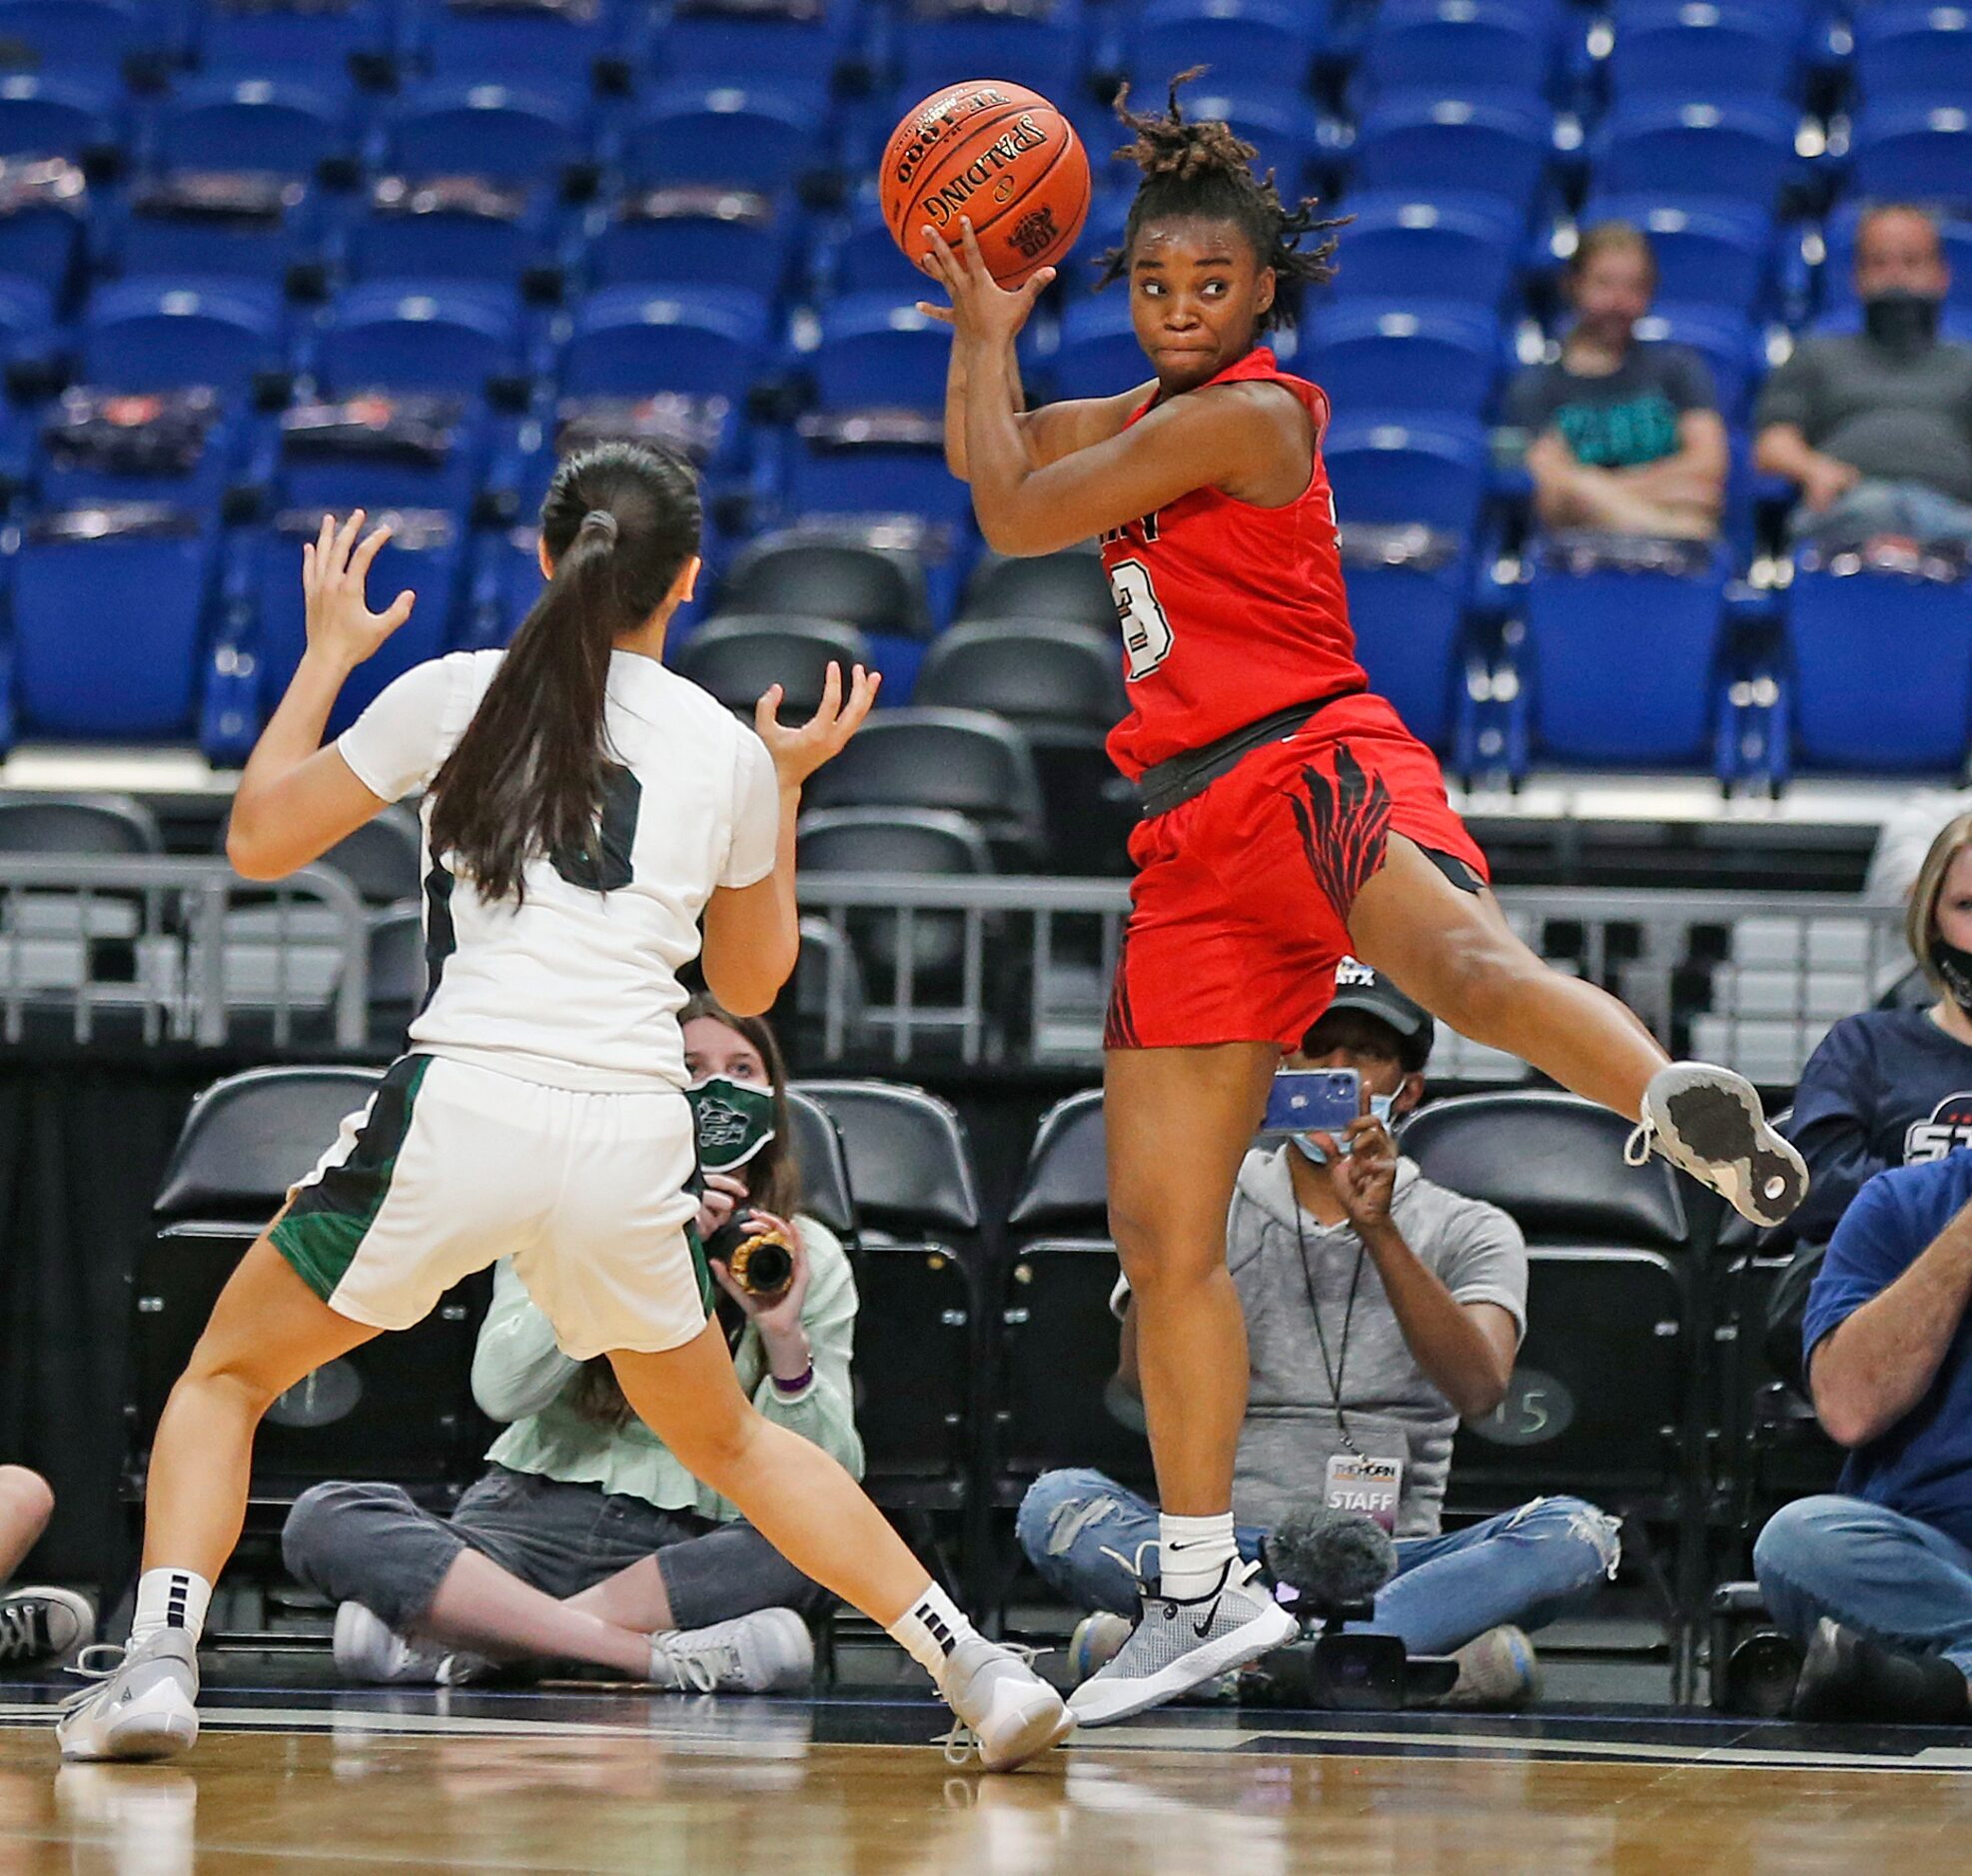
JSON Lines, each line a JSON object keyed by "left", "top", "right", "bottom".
{"left": 429, "top": 441, "right": 702, "bottom": 904}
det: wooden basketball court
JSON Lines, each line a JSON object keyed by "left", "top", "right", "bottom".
{"left": 6, "top": 1676, "right": 1972, "bottom": 1872}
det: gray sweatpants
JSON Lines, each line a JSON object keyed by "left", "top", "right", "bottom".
{"left": 282, "top": 1464, "right": 823, "bottom": 1635}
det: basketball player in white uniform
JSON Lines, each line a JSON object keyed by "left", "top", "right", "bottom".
{"left": 57, "top": 443, "right": 1070, "bottom": 1771}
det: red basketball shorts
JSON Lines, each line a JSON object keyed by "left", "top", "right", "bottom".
{"left": 1104, "top": 693, "right": 1489, "bottom": 1052}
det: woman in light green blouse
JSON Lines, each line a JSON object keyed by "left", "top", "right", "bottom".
{"left": 281, "top": 998, "right": 861, "bottom": 1694}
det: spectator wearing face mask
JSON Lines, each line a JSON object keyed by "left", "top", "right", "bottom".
{"left": 1507, "top": 221, "right": 1727, "bottom": 541}
{"left": 1017, "top": 961, "right": 1619, "bottom": 1712}
{"left": 1756, "top": 205, "right": 1972, "bottom": 556}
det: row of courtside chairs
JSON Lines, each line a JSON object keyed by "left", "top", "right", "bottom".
{"left": 125, "top": 1064, "right": 1834, "bottom": 1650}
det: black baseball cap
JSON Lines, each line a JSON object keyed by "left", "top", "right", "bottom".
{"left": 1306, "top": 957, "right": 1435, "bottom": 1070}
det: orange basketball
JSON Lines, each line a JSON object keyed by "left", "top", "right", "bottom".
{"left": 880, "top": 80, "right": 1091, "bottom": 291}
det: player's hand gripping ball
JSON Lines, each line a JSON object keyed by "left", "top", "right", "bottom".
{"left": 881, "top": 80, "right": 1090, "bottom": 289}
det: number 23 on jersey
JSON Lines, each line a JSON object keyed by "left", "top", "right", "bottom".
{"left": 1108, "top": 557, "right": 1174, "bottom": 682}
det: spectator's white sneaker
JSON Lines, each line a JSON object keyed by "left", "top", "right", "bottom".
{"left": 0, "top": 1586, "right": 95, "bottom": 1673}
{"left": 938, "top": 1639, "right": 1074, "bottom": 1771}
{"left": 332, "top": 1601, "right": 493, "bottom": 1686}
{"left": 647, "top": 1608, "right": 814, "bottom": 1694}
{"left": 1625, "top": 1063, "right": 1808, "bottom": 1228}
{"left": 56, "top": 1630, "right": 200, "bottom": 1762}
{"left": 1067, "top": 1559, "right": 1297, "bottom": 1727}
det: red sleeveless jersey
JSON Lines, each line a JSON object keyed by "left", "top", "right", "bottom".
{"left": 1099, "top": 347, "right": 1364, "bottom": 781}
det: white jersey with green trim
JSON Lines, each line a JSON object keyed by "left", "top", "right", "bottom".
{"left": 336, "top": 647, "right": 779, "bottom": 1092}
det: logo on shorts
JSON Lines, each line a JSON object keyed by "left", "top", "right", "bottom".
{"left": 1906, "top": 1091, "right": 1972, "bottom": 1164}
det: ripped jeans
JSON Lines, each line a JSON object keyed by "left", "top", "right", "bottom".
{"left": 1016, "top": 1468, "right": 1620, "bottom": 1657}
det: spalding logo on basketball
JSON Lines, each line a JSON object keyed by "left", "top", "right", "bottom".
{"left": 882, "top": 80, "right": 1091, "bottom": 290}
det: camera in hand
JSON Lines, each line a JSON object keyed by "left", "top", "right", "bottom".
{"left": 704, "top": 1220, "right": 795, "bottom": 1303}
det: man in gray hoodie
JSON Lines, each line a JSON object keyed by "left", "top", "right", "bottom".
{"left": 1017, "top": 961, "right": 1621, "bottom": 1708}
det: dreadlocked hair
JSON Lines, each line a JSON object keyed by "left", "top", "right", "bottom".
{"left": 1095, "top": 68, "right": 1346, "bottom": 329}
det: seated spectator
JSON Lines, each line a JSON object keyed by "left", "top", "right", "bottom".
{"left": 1018, "top": 962, "right": 1619, "bottom": 1711}
{"left": 0, "top": 1465, "right": 92, "bottom": 1674}
{"left": 1788, "top": 814, "right": 1972, "bottom": 1252}
{"left": 1755, "top": 204, "right": 1972, "bottom": 560}
{"left": 1753, "top": 1148, "right": 1972, "bottom": 1724}
{"left": 1508, "top": 221, "right": 1726, "bottom": 542}
{"left": 282, "top": 997, "right": 857, "bottom": 1694}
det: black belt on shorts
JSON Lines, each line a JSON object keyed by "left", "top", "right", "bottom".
{"left": 1136, "top": 686, "right": 1368, "bottom": 820}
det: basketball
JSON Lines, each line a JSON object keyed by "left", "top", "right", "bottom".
{"left": 880, "top": 80, "right": 1091, "bottom": 290}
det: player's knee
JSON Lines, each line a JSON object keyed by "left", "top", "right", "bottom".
{"left": 1427, "top": 928, "right": 1544, "bottom": 1040}
{"left": 0, "top": 1464, "right": 54, "bottom": 1536}
{"left": 1110, "top": 1206, "right": 1222, "bottom": 1292}
{"left": 179, "top": 1336, "right": 288, "bottom": 1417}
{"left": 659, "top": 1399, "right": 760, "bottom": 1492}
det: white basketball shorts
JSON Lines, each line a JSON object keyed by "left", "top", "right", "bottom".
{"left": 270, "top": 1053, "right": 709, "bottom": 1360}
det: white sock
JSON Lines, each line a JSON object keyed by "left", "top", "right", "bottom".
{"left": 887, "top": 1582, "right": 980, "bottom": 1685}
{"left": 130, "top": 1568, "right": 212, "bottom": 1647}
{"left": 1159, "top": 1512, "right": 1238, "bottom": 1601}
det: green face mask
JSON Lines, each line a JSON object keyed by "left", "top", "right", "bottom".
{"left": 686, "top": 1077, "right": 778, "bottom": 1173}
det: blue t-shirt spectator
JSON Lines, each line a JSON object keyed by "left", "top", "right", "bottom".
{"left": 1789, "top": 1008, "right": 1972, "bottom": 1244}
{"left": 1803, "top": 1152, "right": 1972, "bottom": 1548}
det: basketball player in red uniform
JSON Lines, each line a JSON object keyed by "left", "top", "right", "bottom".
{"left": 919, "top": 75, "right": 1806, "bottom": 1722}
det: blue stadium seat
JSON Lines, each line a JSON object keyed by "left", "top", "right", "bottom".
{"left": 1522, "top": 558, "right": 1729, "bottom": 768}
{"left": 654, "top": 0, "right": 861, "bottom": 89}
{"left": 80, "top": 280, "right": 288, "bottom": 392}
{"left": 895, "top": 1, "right": 1086, "bottom": 104}
{"left": 1325, "top": 193, "right": 1519, "bottom": 314}
{"left": 1306, "top": 303, "right": 1499, "bottom": 420}
{"left": 821, "top": 196, "right": 939, "bottom": 302}
{"left": 313, "top": 282, "right": 525, "bottom": 397}
{"left": 384, "top": 82, "right": 590, "bottom": 189}
{"left": 1356, "top": 0, "right": 1554, "bottom": 110}
{"left": 588, "top": 184, "right": 794, "bottom": 298}
{"left": 1786, "top": 568, "right": 1972, "bottom": 772}
{"left": 620, "top": 83, "right": 828, "bottom": 195}
{"left": 418, "top": 0, "right": 626, "bottom": 87}
{"left": 0, "top": 73, "right": 117, "bottom": 160}
{"left": 1348, "top": 95, "right": 1552, "bottom": 218}
{"left": 8, "top": 512, "right": 217, "bottom": 741}
{"left": 1325, "top": 414, "right": 1490, "bottom": 536}
{"left": 39, "top": 387, "right": 239, "bottom": 508}
{"left": 1573, "top": 197, "right": 1773, "bottom": 319}
{"left": 0, "top": 0, "right": 164, "bottom": 78}
{"left": 342, "top": 175, "right": 566, "bottom": 291}
{"left": 559, "top": 284, "right": 770, "bottom": 407}
{"left": 1119, "top": 0, "right": 1326, "bottom": 95}
{"left": 1150, "top": 83, "right": 1322, "bottom": 197}
{"left": 238, "top": 510, "right": 460, "bottom": 737}
{"left": 146, "top": 77, "right": 354, "bottom": 178}
{"left": 270, "top": 391, "right": 490, "bottom": 514}
{"left": 0, "top": 153, "right": 88, "bottom": 300}
{"left": 1046, "top": 295, "right": 1150, "bottom": 402}
{"left": 1853, "top": 3, "right": 1972, "bottom": 108}
{"left": 1605, "top": 2, "right": 1803, "bottom": 105}
{"left": 1593, "top": 99, "right": 1799, "bottom": 211}
{"left": 197, "top": 0, "right": 399, "bottom": 85}
{"left": 111, "top": 172, "right": 327, "bottom": 293}
{"left": 780, "top": 422, "right": 971, "bottom": 527}
{"left": 808, "top": 295, "right": 949, "bottom": 411}
{"left": 1346, "top": 561, "right": 1468, "bottom": 750}
{"left": 0, "top": 273, "right": 54, "bottom": 369}
{"left": 1850, "top": 104, "right": 1972, "bottom": 207}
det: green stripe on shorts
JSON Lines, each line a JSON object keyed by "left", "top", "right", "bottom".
{"left": 685, "top": 1220, "right": 713, "bottom": 1319}
{"left": 271, "top": 1055, "right": 432, "bottom": 1304}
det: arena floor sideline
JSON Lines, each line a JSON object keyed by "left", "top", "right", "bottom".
{"left": 4, "top": 1666, "right": 1972, "bottom": 1873}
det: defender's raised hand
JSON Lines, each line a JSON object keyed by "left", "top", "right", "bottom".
{"left": 754, "top": 661, "right": 881, "bottom": 787}
{"left": 302, "top": 509, "right": 417, "bottom": 669}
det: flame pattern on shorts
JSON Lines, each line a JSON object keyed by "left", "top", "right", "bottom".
{"left": 1289, "top": 743, "right": 1394, "bottom": 916}
{"left": 1104, "top": 919, "right": 1140, "bottom": 1051}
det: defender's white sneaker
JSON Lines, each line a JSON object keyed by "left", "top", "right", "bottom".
{"left": 647, "top": 1608, "right": 814, "bottom": 1694}
{"left": 56, "top": 1629, "right": 200, "bottom": 1763}
{"left": 939, "top": 1638, "right": 1074, "bottom": 1771}
{"left": 1625, "top": 1062, "right": 1808, "bottom": 1228}
{"left": 1067, "top": 1559, "right": 1297, "bottom": 1727}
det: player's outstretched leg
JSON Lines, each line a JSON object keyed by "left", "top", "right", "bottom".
{"left": 1349, "top": 835, "right": 1806, "bottom": 1227}
{"left": 58, "top": 1241, "right": 379, "bottom": 1762}
{"left": 609, "top": 1328, "right": 1071, "bottom": 1771}
{"left": 1065, "top": 1042, "right": 1297, "bottom": 1727}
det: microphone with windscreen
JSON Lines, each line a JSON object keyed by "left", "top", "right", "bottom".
{"left": 1264, "top": 1505, "right": 1399, "bottom": 1619}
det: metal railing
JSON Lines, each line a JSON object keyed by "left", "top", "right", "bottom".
{"left": 0, "top": 857, "right": 371, "bottom": 1049}
{"left": 794, "top": 876, "right": 1911, "bottom": 1074}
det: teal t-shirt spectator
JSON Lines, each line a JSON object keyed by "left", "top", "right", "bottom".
{"left": 1803, "top": 1152, "right": 1972, "bottom": 1549}
{"left": 1507, "top": 345, "right": 1719, "bottom": 470}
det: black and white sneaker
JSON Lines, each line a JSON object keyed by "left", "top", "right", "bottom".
{"left": 1625, "top": 1062, "right": 1808, "bottom": 1229}
{"left": 0, "top": 1586, "right": 94, "bottom": 1674}
{"left": 1066, "top": 1559, "right": 1297, "bottom": 1727}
